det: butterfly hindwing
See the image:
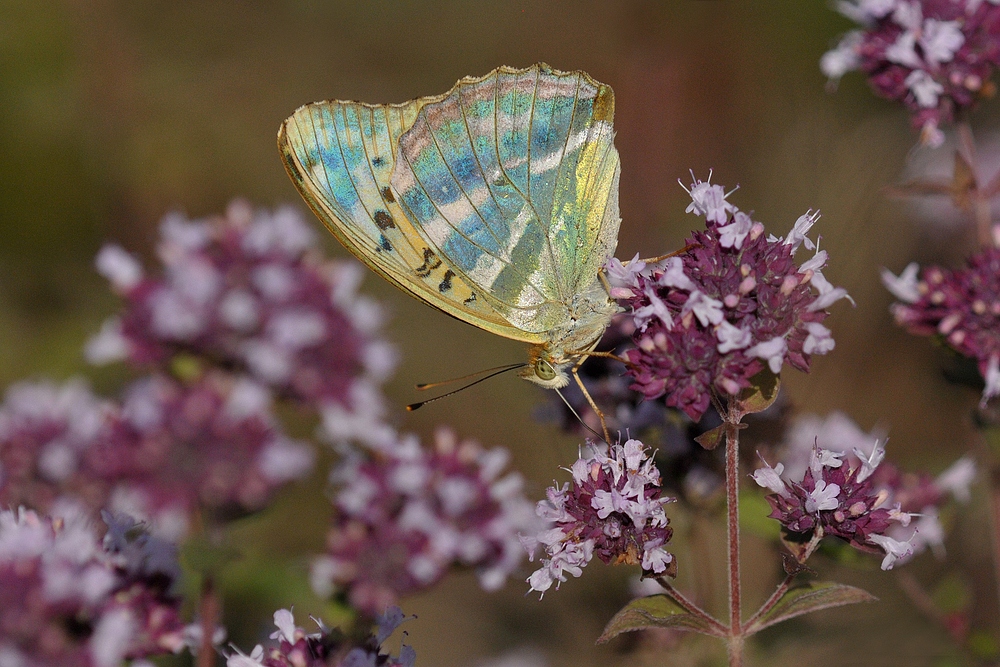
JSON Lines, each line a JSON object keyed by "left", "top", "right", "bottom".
{"left": 390, "top": 64, "right": 621, "bottom": 335}
{"left": 278, "top": 96, "right": 538, "bottom": 341}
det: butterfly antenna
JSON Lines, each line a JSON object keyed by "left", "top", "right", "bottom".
{"left": 414, "top": 362, "right": 527, "bottom": 390}
{"left": 554, "top": 388, "right": 607, "bottom": 444}
{"left": 407, "top": 363, "right": 527, "bottom": 411}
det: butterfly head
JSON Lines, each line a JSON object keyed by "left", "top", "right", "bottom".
{"left": 519, "top": 345, "right": 575, "bottom": 389}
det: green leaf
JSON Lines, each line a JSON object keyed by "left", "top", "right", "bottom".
{"left": 694, "top": 424, "right": 725, "bottom": 450}
{"left": 598, "top": 594, "right": 726, "bottom": 643}
{"left": 735, "top": 369, "right": 780, "bottom": 415}
{"left": 745, "top": 581, "right": 876, "bottom": 635}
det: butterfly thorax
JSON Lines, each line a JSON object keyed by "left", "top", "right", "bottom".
{"left": 518, "top": 284, "right": 621, "bottom": 389}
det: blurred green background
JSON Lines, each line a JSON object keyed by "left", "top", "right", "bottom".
{"left": 2, "top": 1, "right": 998, "bottom": 665}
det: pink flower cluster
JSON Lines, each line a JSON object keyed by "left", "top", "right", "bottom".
{"left": 822, "top": 0, "right": 1000, "bottom": 145}
{"left": 752, "top": 441, "right": 916, "bottom": 569}
{"left": 311, "top": 429, "right": 537, "bottom": 616}
{"left": 0, "top": 379, "right": 113, "bottom": 513}
{"left": 883, "top": 250, "right": 1000, "bottom": 406}
{"left": 609, "top": 176, "right": 849, "bottom": 421}
{"left": 771, "top": 411, "right": 976, "bottom": 563}
{"left": 0, "top": 508, "right": 185, "bottom": 667}
{"left": 92, "top": 373, "right": 315, "bottom": 538}
{"left": 522, "top": 439, "right": 675, "bottom": 596}
{"left": 88, "top": 200, "right": 397, "bottom": 446}
{"left": 0, "top": 375, "right": 315, "bottom": 540}
{"left": 225, "top": 607, "right": 413, "bottom": 667}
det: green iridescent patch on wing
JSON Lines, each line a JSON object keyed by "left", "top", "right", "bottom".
{"left": 390, "top": 65, "right": 621, "bottom": 334}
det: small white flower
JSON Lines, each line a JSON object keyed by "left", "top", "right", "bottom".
{"left": 682, "top": 290, "right": 725, "bottom": 327}
{"left": 982, "top": 354, "right": 1000, "bottom": 407}
{"left": 906, "top": 69, "right": 945, "bottom": 108}
{"left": 746, "top": 336, "right": 787, "bottom": 374}
{"left": 717, "top": 211, "right": 754, "bottom": 249}
{"left": 803, "top": 322, "right": 835, "bottom": 355}
{"left": 683, "top": 177, "right": 735, "bottom": 224}
{"left": 869, "top": 532, "right": 914, "bottom": 570}
{"left": 854, "top": 440, "right": 886, "bottom": 483}
{"left": 716, "top": 320, "right": 752, "bottom": 353}
{"left": 822, "top": 30, "right": 864, "bottom": 79}
{"left": 751, "top": 456, "right": 789, "bottom": 497}
{"left": 805, "top": 479, "right": 841, "bottom": 513}
{"left": 920, "top": 19, "right": 964, "bottom": 66}
{"left": 886, "top": 30, "right": 922, "bottom": 67}
{"left": 935, "top": 456, "right": 976, "bottom": 503}
{"left": 881, "top": 263, "right": 921, "bottom": 303}
{"left": 658, "top": 256, "right": 695, "bottom": 291}
{"left": 783, "top": 211, "right": 819, "bottom": 254}
{"left": 95, "top": 245, "right": 144, "bottom": 291}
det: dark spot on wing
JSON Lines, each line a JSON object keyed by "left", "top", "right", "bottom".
{"left": 415, "top": 247, "right": 442, "bottom": 278}
{"left": 464, "top": 293, "right": 477, "bottom": 305}
{"left": 372, "top": 156, "right": 385, "bottom": 167}
{"left": 374, "top": 210, "right": 395, "bottom": 230}
{"left": 378, "top": 234, "right": 392, "bottom": 252}
{"left": 439, "top": 270, "right": 454, "bottom": 293}
{"left": 380, "top": 186, "right": 395, "bottom": 203}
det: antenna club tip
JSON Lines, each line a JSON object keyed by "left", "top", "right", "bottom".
{"left": 406, "top": 403, "right": 422, "bottom": 412}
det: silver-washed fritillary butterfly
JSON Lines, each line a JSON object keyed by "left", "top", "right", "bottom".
{"left": 278, "top": 63, "right": 621, "bottom": 425}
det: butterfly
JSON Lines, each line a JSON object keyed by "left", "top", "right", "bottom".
{"left": 278, "top": 63, "right": 621, "bottom": 430}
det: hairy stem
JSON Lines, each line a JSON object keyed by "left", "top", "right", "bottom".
{"left": 725, "top": 404, "right": 744, "bottom": 666}
{"left": 655, "top": 578, "right": 728, "bottom": 637}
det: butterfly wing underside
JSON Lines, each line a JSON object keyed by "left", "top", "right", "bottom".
{"left": 278, "top": 95, "right": 540, "bottom": 341}
{"left": 390, "top": 64, "right": 622, "bottom": 335}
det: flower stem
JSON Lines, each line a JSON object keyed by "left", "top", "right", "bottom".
{"left": 724, "top": 402, "right": 744, "bottom": 666}
{"left": 957, "top": 120, "right": 994, "bottom": 248}
{"left": 198, "top": 574, "right": 220, "bottom": 667}
{"left": 655, "top": 577, "right": 728, "bottom": 637}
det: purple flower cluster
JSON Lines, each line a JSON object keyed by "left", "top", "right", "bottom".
{"left": 225, "top": 607, "right": 414, "bottom": 667}
{"left": 92, "top": 373, "right": 315, "bottom": 538}
{"left": 883, "top": 250, "right": 1000, "bottom": 406}
{"left": 609, "top": 176, "right": 849, "bottom": 421}
{"left": 754, "top": 437, "right": 933, "bottom": 570}
{"left": 0, "top": 379, "right": 113, "bottom": 514}
{"left": 822, "top": 0, "right": 1000, "bottom": 145}
{"left": 522, "top": 439, "right": 675, "bottom": 596}
{"left": 0, "top": 508, "right": 185, "bottom": 667}
{"left": 772, "top": 411, "right": 976, "bottom": 562}
{"left": 0, "top": 374, "right": 314, "bottom": 540}
{"left": 311, "top": 429, "right": 537, "bottom": 616}
{"left": 88, "top": 200, "right": 397, "bottom": 446}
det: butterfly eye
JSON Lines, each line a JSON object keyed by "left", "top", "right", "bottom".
{"left": 535, "top": 359, "right": 556, "bottom": 382}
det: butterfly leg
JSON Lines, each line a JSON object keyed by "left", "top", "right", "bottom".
{"left": 571, "top": 362, "right": 611, "bottom": 443}
{"left": 625, "top": 243, "right": 699, "bottom": 265}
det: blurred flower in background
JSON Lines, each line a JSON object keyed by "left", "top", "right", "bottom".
{"left": 312, "top": 428, "right": 538, "bottom": 616}
{"left": 755, "top": 411, "right": 975, "bottom": 566}
{"left": 821, "top": 0, "right": 1000, "bottom": 145}
{"left": 0, "top": 508, "right": 185, "bottom": 667}
{"left": 88, "top": 200, "right": 398, "bottom": 448}
{"left": 225, "top": 607, "right": 414, "bottom": 667}
{"left": 883, "top": 250, "right": 1000, "bottom": 406}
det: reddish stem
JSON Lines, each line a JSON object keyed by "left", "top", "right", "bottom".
{"left": 957, "top": 120, "right": 994, "bottom": 248}
{"left": 198, "top": 575, "right": 220, "bottom": 667}
{"left": 725, "top": 407, "right": 744, "bottom": 666}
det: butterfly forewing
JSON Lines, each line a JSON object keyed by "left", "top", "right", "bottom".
{"left": 278, "top": 97, "right": 532, "bottom": 340}
{"left": 390, "top": 64, "right": 621, "bottom": 336}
